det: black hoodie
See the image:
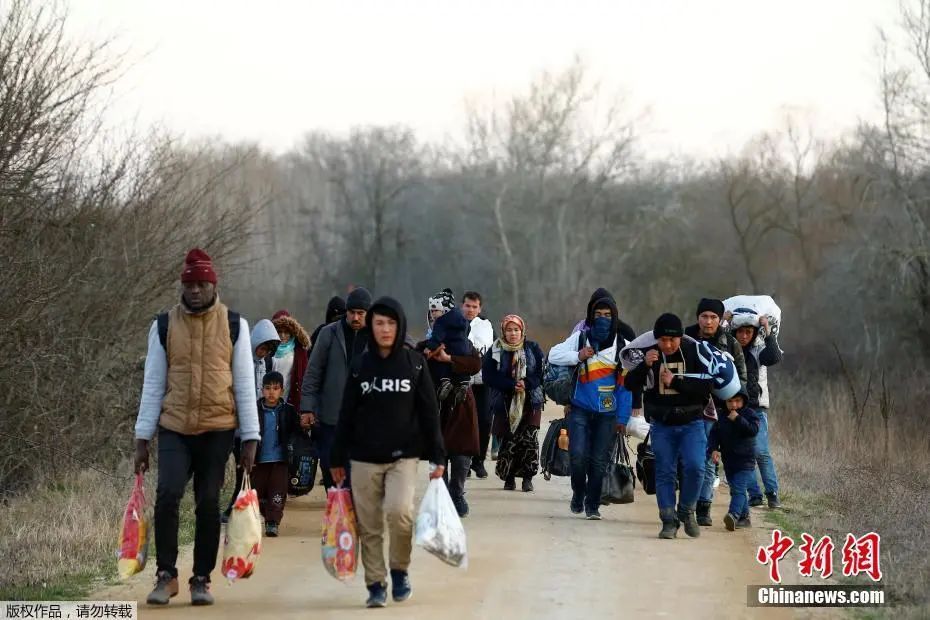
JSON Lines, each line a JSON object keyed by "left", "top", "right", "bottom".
{"left": 331, "top": 296, "right": 445, "bottom": 466}
{"left": 585, "top": 287, "right": 636, "bottom": 343}
{"left": 310, "top": 296, "right": 348, "bottom": 348}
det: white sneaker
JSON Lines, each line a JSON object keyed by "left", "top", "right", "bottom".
{"left": 713, "top": 476, "right": 720, "bottom": 489}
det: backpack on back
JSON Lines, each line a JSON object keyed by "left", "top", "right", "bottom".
{"left": 540, "top": 417, "right": 571, "bottom": 480}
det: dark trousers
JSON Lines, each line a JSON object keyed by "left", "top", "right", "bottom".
{"left": 224, "top": 438, "right": 243, "bottom": 516}
{"left": 155, "top": 427, "right": 234, "bottom": 579}
{"left": 471, "top": 385, "right": 492, "bottom": 465}
{"left": 251, "top": 461, "right": 289, "bottom": 523}
{"left": 568, "top": 409, "right": 616, "bottom": 512}
{"left": 316, "top": 422, "right": 351, "bottom": 490}
{"left": 443, "top": 455, "right": 472, "bottom": 505}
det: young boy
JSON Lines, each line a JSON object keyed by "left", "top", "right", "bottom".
{"left": 423, "top": 290, "right": 472, "bottom": 402}
{"left": 707, "top": 385, "right": 760, "bottom": 531}
{"left": 253, "top": 371, "right": 299, "bottom": 537}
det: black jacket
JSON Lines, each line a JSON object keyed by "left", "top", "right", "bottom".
{"left": 624, "top": 338, "right": 714, "bottom": 424}
{"left": 256, "top": 398, "right": 299, "bottom": 457}
{"left": 332, "top": 297, "right": 445, "bottom": 466}
{"left": 707, "top": 405, "right": 760, "bottom": 472}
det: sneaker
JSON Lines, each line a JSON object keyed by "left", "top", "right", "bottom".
{"left": 265, "top": 521, "right": 279, "bottom": 537}
{"left": 749, "top": 495, "right": 765, "bottom": 508}
{"left": 453, "top": 498, "right": 469, "bottom": 518}
{"left": 189, "top": 576, "right": 214, "bottom": 606}
{"left": 723, "top": 512, "right": 737, "bottom": 531}
{"left": 390, "top": 569, "right": 412, "bottom": 602}
{"left": 503, "top": 477, "right": 516, "bottom": 491}
{"left": 766, "top": 493, "right": 782, "bottom": 509}
{"left": 490, "top": 450, "right": 499, "bottom": 461}
{"left": 585, "top": 508, "right": 602, "bottom": 520}
{"left": 437, "top": 378, "right": 453, "bottom": 402}
{"left": 471, "top": 461, "right": 489, "bottom": 479}
{"left": 521, "top": 478, "right": 534, "bottom": 493}
{"left": 146, "top": 571, "right": 179, "bottom": 605}
{"left": 736, "top": 514, "right": 752, "bottom": 529}
{"left": 366, "top": 582, "right": 388, "bottom": 608}
{"left": 713, "top": 475, "right": 720, "bottom": 489}
{"left": 570, "top": 494, "right": 584, "bottom": 514}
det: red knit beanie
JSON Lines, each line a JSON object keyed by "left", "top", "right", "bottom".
{"left": 272, "top": 309, "right": 290, "bottom": 320}
{"left": 180, "top": 248, "right": 218, "bottom": 284}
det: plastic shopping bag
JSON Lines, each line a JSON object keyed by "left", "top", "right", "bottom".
{"left": 724, "top": 295, "right": 782, "bottom": 341}
{"left": 415, "top": 478, "right": 468, "bottom": 568}
{"left": 321, "top": 487, "right": 359, "bottom": 581}
{"left": 116, "top": 473, "right": 149, "bottom": 580}
{"left": 222, "top": 472, "right": 262, "bottom": 582}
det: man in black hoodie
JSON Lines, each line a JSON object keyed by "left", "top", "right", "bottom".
{"left": 625, "top": 313, "right": 714, "bottom": 539}
{"left": 310, "top": 295, "right": 347, "bottom": 349}
{"left": 331, "top": 297, "right": 445, "bottom": 609}
{"left": 684, "top": 297, "right": 748, "bottom": 526}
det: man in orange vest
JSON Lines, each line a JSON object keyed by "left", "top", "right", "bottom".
{"left": 133, "top": 249, "right": 259, "bottom": 606}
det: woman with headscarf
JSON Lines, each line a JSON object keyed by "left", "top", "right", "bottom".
{"left": 271, "top": 310, "right": 311, "bottom": 409}
{"left": 482, "top": 315, "right": 545, "bottom": 492}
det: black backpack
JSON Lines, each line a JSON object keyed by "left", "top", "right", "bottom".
{"left": 156, "top": 309, "right": 240, "bottom": 350}
{"left": 540, "top": 417, "right": 572, "bottom": 480}
{"left": 636, "top": 431, "right": 656, "bottom": 495}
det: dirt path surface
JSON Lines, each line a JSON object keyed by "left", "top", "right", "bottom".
{"left": 99, "top": 408, "right": 807, "bottom": 619}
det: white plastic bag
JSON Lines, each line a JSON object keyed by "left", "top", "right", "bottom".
{"left": 724, "top": 295, "right": 782, "bottom": 339}
{"left": 415, "top": 478, "right": 468, "bottom": 568}
{"left": 626, "top": 415, "right": 651, "bottom": 441}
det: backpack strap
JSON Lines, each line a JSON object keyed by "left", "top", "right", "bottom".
{"left": 228, "top": 310, "right": 240, "bottom": 345}
{"left": 157, "top": 309, "right": 240, "bottom": 351}
{"left": 157, "top": 312, "right": 169, "bottom": 350}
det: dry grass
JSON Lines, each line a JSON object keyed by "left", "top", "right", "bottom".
{"left": 0, "top": 460, "right": 238, "bottom": 600}
{"left": 771, "top": 369, "right": 930, "bottom": 614}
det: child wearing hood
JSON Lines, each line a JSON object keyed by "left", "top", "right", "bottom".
{"left": 707, "top": 386, "right": 760, "bottom": 531}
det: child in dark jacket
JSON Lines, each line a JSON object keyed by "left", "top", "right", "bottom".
{"left": 708, "top": 386, "right": 760, "bottom": 531}
{"left": 423, "top": 291, "right": 473, "bottom": 401}
{"left": 253, "top": 371, "right": 300, "bottom": 537}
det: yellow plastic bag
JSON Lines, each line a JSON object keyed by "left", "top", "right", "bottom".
{"left": 222, "top": 472, "right": 262, "bottom": 582}
{"left": 117, "top": 473, "right": 149, "bottom": 580}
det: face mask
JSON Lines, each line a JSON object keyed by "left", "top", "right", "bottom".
{"left": 591, "top": 316, "right": 612, "bottom": 343}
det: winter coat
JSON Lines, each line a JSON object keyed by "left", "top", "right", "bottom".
{"left": 624, "top": 338, "right": 714, "bottom": 425}
{"left": 332, "top": 297, "right": 445, "bottom": 466}
{"left": 430, "top": 348, "right": 482, "bottom": 456}
{"left": 707, "top": 405, "right": 760, "bottom": 472}
{"left": 482, "top": 340, "right": 545, "bottom": 434}
{"left": 740, "top": 330, "right": 781, "bottom": 408}
{"left": 300, "top": 318, "right": 369, "bottom": 425}
{"left": 256, "top": 398, "right": 300, "bottom": 461}
{"left": 272, "top": 314, "right": 311, "bottom": 409}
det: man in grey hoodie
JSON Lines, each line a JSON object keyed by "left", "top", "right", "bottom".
{"left": 300, "top": 287, "right": 372, "bottom": 489}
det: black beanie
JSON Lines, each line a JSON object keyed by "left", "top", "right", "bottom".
{"left": 346, "top": 287, "right": 372, "bottom": 311}
{"left": 696, "top": 298, "right": 725, "bottom": 318}
{"left": 653, "top": 313, "right": 684, "bottom": 338}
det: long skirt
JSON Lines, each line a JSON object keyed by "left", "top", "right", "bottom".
{"left": 495, "top": 422, "right": 540, "bottom": 481}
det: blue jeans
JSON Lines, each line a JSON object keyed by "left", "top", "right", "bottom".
{"left": 746, "top": 409, "right": 779, "bottom": 498}
{"left": 568, "top": 408, "right": 616, "bottom": 511}
{"left": 652, "top": 419, "right": 706, "bottom": 512}
{"left": 698, "top": 419, "right": 716, "bottom": 503}
{"left": 727, "top": 468, "right": 754, "bottom": 518}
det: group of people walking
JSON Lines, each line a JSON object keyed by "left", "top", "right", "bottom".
{"left": 132, "top": 248, "right": 783, "bottom": 608}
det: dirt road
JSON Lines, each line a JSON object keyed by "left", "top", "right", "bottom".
{"left": 99, "top": 409, "right": 801, "bottom": 619}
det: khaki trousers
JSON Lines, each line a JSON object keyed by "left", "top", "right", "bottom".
{"left": 350, "top": 458, "right": 419, "bottom": 586}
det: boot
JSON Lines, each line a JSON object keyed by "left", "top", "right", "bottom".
{"left": 696, "top": 500, "right": 713, "bottom": 526}
{"left": 736, "top": 514, "right": 752, "bottom": 529}
{"left": 723, "top": 512, "right": 737, "bottom": 531}
{"left": 145, "top": 570, "right": 179, "bottom": 605}
{"left": 503, "top": 477, "right": 516, "bottom": 491}
{"left": 678, "top": 505, "right": 701, "bottom": 538}
{"left": 766, "top": 492, "right": 782, "bottom": 509}
{"left": 749, "top": 495, "right": 765, "bottom": 507}
{"left": 521, "top": 478, "right": 534, "bottom": 493}
{"left": 658, "top": 508, "right": 680, "bottom": 539}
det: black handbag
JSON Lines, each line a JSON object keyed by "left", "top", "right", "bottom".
{"left": 601, "top": 435, "right": 635, "bottom": 505}
{"left": 636, "top": 431, "right": 657, "bottom": 495}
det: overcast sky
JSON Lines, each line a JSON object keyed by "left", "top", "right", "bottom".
{"left": 67, "top": 0, "right": 897, "bottom": 159}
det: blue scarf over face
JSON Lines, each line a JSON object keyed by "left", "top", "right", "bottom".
{"left": 275, "top": 338, "right": 296, "bottom": 358}
{"left": 591, "top": 316, "right": 612, "bottom": 348}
